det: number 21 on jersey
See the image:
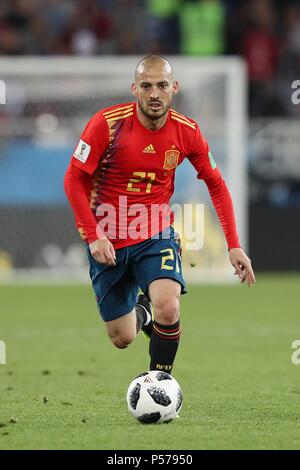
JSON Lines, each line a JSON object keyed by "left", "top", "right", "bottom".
{"left": 127, "top": 172, "right": 156, "bottom": 193}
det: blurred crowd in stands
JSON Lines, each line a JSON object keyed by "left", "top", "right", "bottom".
{"left": 0, "top": 0, "right": 300, "bottom": 117}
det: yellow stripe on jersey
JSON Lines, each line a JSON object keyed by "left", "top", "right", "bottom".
{"left": 105, "top": 111, "right": 134, "bottom": 122}
{"left": 170, "top": 110, "right": 196, "bottom": 127}
{"left": 171, "top": 115, "right": 196, "bottom": 130}
{"left": 103, "top": 105, "right": 134, "bottom": 118}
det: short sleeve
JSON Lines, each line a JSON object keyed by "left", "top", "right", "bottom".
{"left": 71, "top": 112, "right": 109, "bottom": 175}
{"left": 187, "top": 124, "right": 218, "bottom": 182}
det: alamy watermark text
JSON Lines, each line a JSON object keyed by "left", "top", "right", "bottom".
{"left": 0, "top": 80, "right": 6, "bottom": 104}
{"left": 0, "top": 340, "right": 6, "bottom": 364}
{"left": 291, "top": 340, "right": 300, "bottom": 365}
{"left": 291, "top": 80, "right": 300, "bottom": 105}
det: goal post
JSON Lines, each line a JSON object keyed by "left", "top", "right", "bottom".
{"left": 0, "top": 56, "right": 247, "bottom": 283}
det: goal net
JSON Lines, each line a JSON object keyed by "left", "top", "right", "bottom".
{"left": 0, "top": 57, "right": 247, "bottom": 282}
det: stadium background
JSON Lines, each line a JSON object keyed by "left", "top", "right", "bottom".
{"left": 0, "top": 0, "right": 299, "bottom": 274}
{"left": 0, "top": 0, "right": 300, "bottom": 451}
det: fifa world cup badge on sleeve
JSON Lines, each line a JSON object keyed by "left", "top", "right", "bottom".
{"left": 73, "top": 139, "right": 91, "bottom": 163}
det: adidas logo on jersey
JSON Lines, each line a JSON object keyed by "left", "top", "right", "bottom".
{"left": 143, "top": 144, "right": 156, "bottom": 154}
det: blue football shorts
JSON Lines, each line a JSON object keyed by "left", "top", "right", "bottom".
{"left": 86, "top": 227, "right": 187, "bottom": 322}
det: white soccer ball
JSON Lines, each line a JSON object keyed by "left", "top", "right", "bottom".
{"left": 126, "top": 371, "right": 183, "bottom": 424}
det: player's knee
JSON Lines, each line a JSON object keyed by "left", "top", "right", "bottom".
{"left": 154, "top": 297, "right": 180, "bottom": 325}
{"left": 112, "top": 338, "right": 129, "bottom": 349}
{"left": 110, "top": 332, "right": 135, "bottom": 349}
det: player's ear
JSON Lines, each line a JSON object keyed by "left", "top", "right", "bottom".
{"left": 131, "top": 83, "right": 138, "bottom": 97}
{"left": 173, "top": 81, "right": 179, "bottom": 95}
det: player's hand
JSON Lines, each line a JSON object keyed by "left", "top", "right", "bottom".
{"left": 89, "top": 238, "right": 116, "bottom": 266}
{"left": 229, "top": 248, "right": 256, "bottom": 287}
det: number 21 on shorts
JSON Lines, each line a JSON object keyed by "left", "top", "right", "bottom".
{"left": 160, "top": 248, "right": 180, "bottom": 273}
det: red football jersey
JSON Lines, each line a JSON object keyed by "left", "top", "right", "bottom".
{"left": 65, "top": 102, "right": 240, "bottom": 250}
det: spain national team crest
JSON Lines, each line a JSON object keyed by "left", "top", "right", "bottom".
{"left": 163, "top": 149, "right": 180, "bottom": 170}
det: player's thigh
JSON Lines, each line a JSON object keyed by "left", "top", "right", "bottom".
{"left": 132, "top": 231, "right": 187, "bottom": 305}
{"left": 87, "top": 245, "right": 138, "bottom": 322}
{"left": 148, "top": 278, "right": 181, "bottom": 324}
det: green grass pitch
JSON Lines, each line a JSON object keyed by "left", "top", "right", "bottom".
{"left": 0, "top": 274, "right": 300, "bottom": 450}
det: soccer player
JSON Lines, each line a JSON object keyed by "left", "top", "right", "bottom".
{"left": 64, "top": 55, "right": 255, "bottom": 374}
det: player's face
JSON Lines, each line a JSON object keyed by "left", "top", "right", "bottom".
{"left": 132, "top": 65, "right": 179, "bottom": 121}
